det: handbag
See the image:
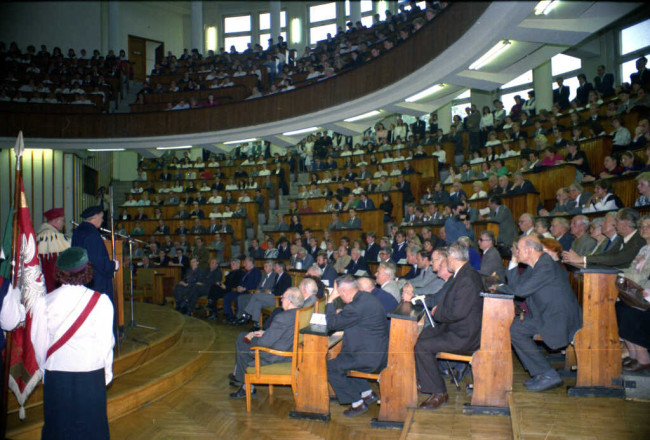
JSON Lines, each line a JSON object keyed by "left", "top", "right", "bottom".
{"left": 615, "top": 276, "right": 650, "bottom": 311}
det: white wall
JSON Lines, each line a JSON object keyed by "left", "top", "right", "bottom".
{"left": 0, "top": 1, "right": 102, "bottom": 54}
{"left": 119, "top": 2, "right": 186, "bottom": 56}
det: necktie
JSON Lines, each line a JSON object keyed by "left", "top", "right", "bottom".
{"left": 603, "top": 238, "right": 612, "bottom": 252}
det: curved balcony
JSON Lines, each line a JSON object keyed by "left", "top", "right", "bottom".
{"left": 0, "top": 3, "right": 490, "bottom": 147}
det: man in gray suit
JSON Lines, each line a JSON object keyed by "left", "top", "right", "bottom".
{"left": 570, "top": 215, "right": 597, "bottom": 256}
{"left": 236, "top": 260, "right": 278, "bottom": 318}
{"left": 589, "top": 213, "right": 623, "bottom": 255}
{"left": 229, "top": 287, "right": 304, "bottom": 397}
{"left": 478, "top": 230, "right": 506, "bottom": 281}
{"left": 375, "top": 261, "right": 401, "bottom": 303}
{"left": 498, "top": 236, "right": 581, "bottom": 392}
{"left": 567, "top": 183, "right": 592, "bottom": 215}
{"left": 209, "top": 233, "right": 226, "bottom": 263}
{"left": 405, "top": 250, "right": 445, "bottom": 295}
{"left": 343, "top": 209, "right": 362, "bottom": 229}
{"left": 328, "top": 212, "right": 344, "bottom": 231}
{"left": 487, "top": 196, "right": 517, "bottom": 247}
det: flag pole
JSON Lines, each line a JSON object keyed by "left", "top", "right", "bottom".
{"left": 1, "top": 131, "right": 25, "bottom": 438}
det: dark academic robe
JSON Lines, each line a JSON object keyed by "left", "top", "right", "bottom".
{"left": 71, "top": 222, "right": 115, "bottom": 300}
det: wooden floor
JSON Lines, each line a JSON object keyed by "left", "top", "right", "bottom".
{"left": 106, "top": 307, "right": 650, "bottom": 440}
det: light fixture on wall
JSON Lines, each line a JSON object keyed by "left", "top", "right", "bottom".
{"left": 282, "top": 127, "right": 319, "bottom": 136}
{"left": 344, "top": 110, "right": 381, "bottom": 122}
{"left": 155, "top": 145, "right": 192, "bottom": 150}
{"left": 468, "top": 40, "right": 512, "bottom": 71}
{"left": 534, "top": 0, "right": 559, "bottom": 16}
{"left": 223, "top": 138, "right": 257, "bottom": 145}
{"left": 405, "top": 84, "right": 445, "bottom": 102}
{"left": 87, "top": 148, "right": 125, "bottom": 152}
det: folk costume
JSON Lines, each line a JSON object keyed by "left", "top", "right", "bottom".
{"left": 36, "top": 208, "right": 70, "bottom": 292}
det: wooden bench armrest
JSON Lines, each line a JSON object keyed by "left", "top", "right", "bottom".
{"left": 328, "top": 331, "right": 344, "bottom": 349}
{"left": 437, "top": 352, "right": 473, "bottom": 362}
{"left": 347, "top": 370, "right": 381, "bottom": 380}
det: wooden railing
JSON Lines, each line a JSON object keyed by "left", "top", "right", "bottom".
{"left": 0, "top": 3, "right": 490, "bottom": 139}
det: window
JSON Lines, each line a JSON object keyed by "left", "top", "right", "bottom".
{"left": 451, "top": 104, "right": 467, "bottom": 122}
{"left": 621, "top": 19, "right": 650, "bottom": 56}
{"left": 456, "top": 89, "right": 471, "bottom": 100}
{"left": 551, "top": 53, "right": 581, "bottom": 77}
{"left": 621, "top": 53, "right": 650, "bottom": 84}
{"left": 361, "top": 15, "right": 374, "bottom": 28}
{"left": 224, "top": 36, "right": 252, "bottom": 53}
{"left": 310, "top": 3, "right": 337, "bottom": 23}
{"left": 259, "top": 11, "right": 287, "bottom": 30}
{"left": 259, "top": 32, "right": 287, "bottom": 48}
{"left": 502, "top": 70, "right": 533, "bottom": 89}
{"left": 206, "top": 26, "right": 217, "bottom": 52}
{"left": 310, "top": 23, "right": 337, "bottom": 45}
{"left": 224, "top": 15, "right": 251, "bottom": 33}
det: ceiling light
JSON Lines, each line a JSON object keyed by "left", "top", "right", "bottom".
{"left": 344, "top": 110, "right": 381, "bottom": 122}
{"left": 534, "top": 0, "right": 559, "bottom": 16}
{"left": 282, "top": 127, "right": 319, "bottom": 136}
{"left": 156, "top": 145, "right": 192, "bottom": 150}
{"left": 468, "top": 40, "right": 512, "bottom": 70}
{"left": 87, "top": 148, "right": 125, "bottom": 152}
{"left": 405, "top": 84, "right": 445, "bottom": 102}
{"left": 223, "top": 138, "right": 257, "bottom": 145}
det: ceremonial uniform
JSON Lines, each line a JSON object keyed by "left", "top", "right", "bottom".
{"left": 30, "top": 248, "right": 115, "bottom": 440}
{"left": 36, "top": 208, "right": 70, "bottom": 293}
{"left": 71, "top": 207, "right": 116, "bottom": 301}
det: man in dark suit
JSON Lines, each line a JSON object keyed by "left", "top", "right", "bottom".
{"left": 553, "top": 77, "right": 570, "bottom": 109}
{"left": 391, "top": 231, "right": 408, "bottom": 263}
{"left": 415, "top": 241, "right": 483, "bottom": 409}
{"left": 357, "top": 277, "right": 397, "bottom": 315}
{"left": 343, "top": 209, "right": 362, "bottom": 229}
{"left": 551, "top": 217, "right": 574, "bottom": 251}
{"left": 326, "top": 275, "right": 389, "bottom": 416}
{"left": 182, "top": 258, "right": 222, "bottom": 315}
{"left": 223, "top": 257, "right": 262, "bottom": 323}
{"left": 364, "top": 232, "right": 380, "bottom": 262}
{"left": 236, "top": 260, "right": 281, "bottom": 328}
{"left": 478, "top": 230, "right": 506, "bottom": 281}
{"left": 487, "top": 196, "right": 517, "bottom": 247}
{"left": 575, "top": 73, "right": 594, "bottom": 106}
{"left": 345, "top": 248, "right": 369, "bottom": 275}
{"left": 508, "top": 172, "right": 537, "bottom": 195}
{"left": 229, "top": 287, "right": 305, "bottom": 397}
{"left": 497, "top": 236, "right": 581, "bottom": 392}
{"left": 593, "top": 65, "right": 614, "bottom": 96}
{"left": 630, "top": 56, "right": 650, "bottom": 89}
{"left": 400, "top": 245, "right": 421, "bottom": 280}
{"left": 357, "top": 192, "right": 375, "bottom": 210}
{"left": 394, "top": 175, "right": 414, "bottom": 203}
{"left": 172, "top": 257, "right": 204, "bottom": 313}
{"left": 174, "top": 221, "right": 189, "bottom": 235}
{"left": 219, "top": 219, "right": 234, "bottom": 235}
{"left": 170, "top": 248, "right": 190, "bottom": 278}
{"left": 276, "top": 239, "right": 291, "bottom": 260}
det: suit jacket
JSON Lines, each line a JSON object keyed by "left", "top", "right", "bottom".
{"left": 210, "top": 240, "right": 225, "bottom": 262}
{"left": 553, "top": 85, "right": 570, "bottom": 109}
{"left": 500, "top": 253, "right": 581, "bottom": 349}
{"left": 326, "top": 291, "right": 389, "bottom": 372}
{"left": 371, "top": 288, "right": 399, "bottom": 314}
{"left": 250, "top": 308, "right": 298, "bottom": 365}
{"left": 409, "top": 266, "right": 444, "bottom": 295}
{"left": 479, "top": 246, "right": 506, "bottom": 281}
{"left": 220, "top": 224, "right": 234, "bottom": 234}
{"left": 277, "top": 244, "right": 291, "bottom": 260}
{"left": 586, "top": 230, "right": 646, "bottom": 269}
{"left": 594, "top": 73, "right": 614, "bottom": 96}
{"left": 207, "top": 223, "right": 220, "bottom": 234}
{"left": 508, "top": 180, "right": 536, "bottom": 195}
{"left": 345, "top": 257, "right": 369, "bottom": 275}
{"left": 328, "top": 220, "right": 344, "bottom": 231}
{"left": 558, "top": 232, "right": 574, "bottom": 251}
{"left": 401, "top": 265, "right": 421, "bottom": 280}
{"left": 365, "top": 242, "right": 380, "bottom": 262}
{"left": 593, "top": 234, "right": 623, "bottom": 256}
{"left": 571, "top": 234, "right": 597, "bottom": 256}
{"left": 381, "top": 280, "right": 401, "bottom": 303}
{"left": 391, "top": 242, "right": 407, "bottom": 263}
{"left": 567, "top": 192, "right": 592, "bottom": 214}
{"left": 270, "top": 271, "right": 292, "bottom": 296}
{"left": 239, "top": 267, "right": 262, "bottom": 291}
{"left": 490, "top": 205, "right": 517, "bottom": 246}
{"left": 249, "top": 247, "right": 265, "bottom": 259}
{"left": 428, "top": 263, "right": 484, "bottom": 352}
{"left": 396, "top": 180, "right": 414, "bottom": 202}
{"left": 257, "top": 271, "right": 278, "bottom": 291}
{"left": 358, "top": 198, "right": 375, "bottom": 210}
{"left": 344, "top": 217, "right": 362, "bottom": 229}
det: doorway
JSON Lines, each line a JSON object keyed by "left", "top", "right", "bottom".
{"left": 128, "top": 35, "right": 164, "bottom": 82}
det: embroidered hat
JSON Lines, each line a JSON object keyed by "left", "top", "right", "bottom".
{"left": 43, "top": 207, "right": 64, "bottom": 221}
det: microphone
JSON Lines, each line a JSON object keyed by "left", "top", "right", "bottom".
{"left": 70, "top": 220, "right": 79, "bottom": 227}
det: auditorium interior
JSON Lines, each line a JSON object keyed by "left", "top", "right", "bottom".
{"left": 1, "top": 1, "right": 650, "bottom": 438}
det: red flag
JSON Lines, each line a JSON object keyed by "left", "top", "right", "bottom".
{"left": 8, "top": 179, "right": 46, "bottom": 419}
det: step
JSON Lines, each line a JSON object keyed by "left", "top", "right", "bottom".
{"left": 8, "top": 304, "right": 215, "bottom": 440}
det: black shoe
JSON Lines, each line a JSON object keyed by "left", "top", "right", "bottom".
{"left": 363, "top": 391, "right": 379, "bottom": 406}
{"left": 229, "top": 385, "right": 255, "bottom": 399}
{"left": 230, "top": 379, "right": 243, "bottom": 387}
{"left": 343, "top": 402, "right": 369, "bottom": 417}
{"left": 207, "top": 313, "right": 218, "bottom": 320}
{"left": 250, "top": 322, "right": 260, "bottom": 331}
{"left": 235, "top": 316, "right": 251, "bottom": 326}
{"left": 525, "top": 371, "right": 562, "bottom": 392}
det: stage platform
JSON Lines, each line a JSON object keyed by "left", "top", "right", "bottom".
{"left": 7, "top": 302, "right": 216, "bottom": 440}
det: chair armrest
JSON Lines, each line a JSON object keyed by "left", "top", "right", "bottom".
{"left": 250, "top": 346, "right": 293, "bottom": 376}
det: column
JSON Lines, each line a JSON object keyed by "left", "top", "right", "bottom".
{"left": 350, "top": 1, "right": 362, "bottom": 26}
{"left": 270, "top": 1, "right": 281, "bottom": 42}
{"left": 533, "top": 60, "right": 552, "bottom": 114}
{"left": 108, "top": 0, "right": 121, "bottom": 54}
{"left": 191, "top": 0, "right": 204, "bottom": 53}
